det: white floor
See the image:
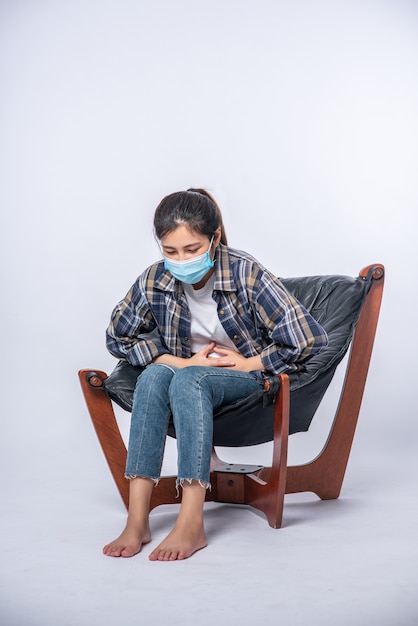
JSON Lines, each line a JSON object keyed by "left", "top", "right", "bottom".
{"left": 1, "top": 389, "right": 417, "bottom": 626}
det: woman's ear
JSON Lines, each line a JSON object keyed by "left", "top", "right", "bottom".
{"left": 214, "top": 227, "right": 222, "bottom": 247}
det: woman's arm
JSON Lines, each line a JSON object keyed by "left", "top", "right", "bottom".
{"left": 251, "top": 268, "right": 328, "bottom": 374}
{"left": 106, "top": 280, "right": 168, "bottom": 366}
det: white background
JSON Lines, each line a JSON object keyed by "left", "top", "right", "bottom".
{"left": 1, "top": 1, "right": 417, "bottom": 625}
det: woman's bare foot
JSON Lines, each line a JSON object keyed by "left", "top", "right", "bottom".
{"left": 103, "top": 522, "right": 151, "bottom": 558}
{"left": 103, "top": 476, "right": 154, "bottom": 557}
{"left": 148, "top": 480, "right": 208, "bottom": 561}
{"left": 149, "top": 519, "right": 207, "bottom": 561}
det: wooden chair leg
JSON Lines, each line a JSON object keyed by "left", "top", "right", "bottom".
{"left": 244, "top": 373, "right": 289, "bottom": 528}
{"left": 79, "top": 369, "right": 204, "bottom": 511}
{"left": 79, "top": 370, "right": 129, "bottom": 508}
{"left": 211, "top": 374, "right": 290, "bottom": 529}
{"left": 285, "top": 264, "right": 384, "bottom": 500}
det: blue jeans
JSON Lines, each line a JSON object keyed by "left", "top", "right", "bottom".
{"left": 125, "top": 364, "right": 262, "bottom": 488}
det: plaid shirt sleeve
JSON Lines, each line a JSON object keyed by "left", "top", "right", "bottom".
{"left": 218, "top": 247, "right": 328, "bottom": 375}
{"left": 252, "top": 268, "right": 328, "bottom": 373}
{"left": 105, "top": 271, "right": 169, "bottom": 366}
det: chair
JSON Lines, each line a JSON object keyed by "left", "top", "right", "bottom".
{"left": 79, "top": 263, "right": 384, "bottom": 528}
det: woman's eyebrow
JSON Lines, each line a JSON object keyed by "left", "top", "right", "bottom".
{"left": 163, "top": 242, "right": 202, "bottom": 251}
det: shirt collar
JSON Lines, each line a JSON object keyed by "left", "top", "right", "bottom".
{"left": 213, "top": 243, "right": 236, "bottom": 291}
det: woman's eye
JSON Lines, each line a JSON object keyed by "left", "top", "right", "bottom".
{"left": 163, "top": 247, "right": 201, "bottom": 256}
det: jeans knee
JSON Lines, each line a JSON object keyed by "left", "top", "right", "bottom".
{"left": 169, "top": 367, "right": 207, "bottom": 397}
{"left": 135, "top": 362, "right": 176, "bottom": 393}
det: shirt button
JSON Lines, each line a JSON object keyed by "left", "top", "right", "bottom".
{"left": 233, "top": 335, "right": 239, "bottom": 340}
{"left": 220, "top": 310, "right": 225, "bottom": 315}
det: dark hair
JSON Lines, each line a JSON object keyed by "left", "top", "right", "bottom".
{"left": 153, "top": 188, "right": 228, "bottom": 245}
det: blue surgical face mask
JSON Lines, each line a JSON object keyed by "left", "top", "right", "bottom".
{"left": 163, "top": 236, "right": 215, "bottom": 284}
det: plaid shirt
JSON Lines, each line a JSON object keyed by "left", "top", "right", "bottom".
{"left": 106, "top": 244, "right": 328, "bottom": 377}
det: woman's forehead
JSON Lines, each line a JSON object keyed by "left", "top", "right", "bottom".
{"left": 160, "top": 224, "right": 207, "bottom": 247}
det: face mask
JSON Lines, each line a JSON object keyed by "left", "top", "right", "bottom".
{"left": 163, "top": 236, "right": 215, "bottom": 284}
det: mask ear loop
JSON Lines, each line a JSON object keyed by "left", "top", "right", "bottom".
{"left": 208, "top": 235, "right": 216, "bottom": 261}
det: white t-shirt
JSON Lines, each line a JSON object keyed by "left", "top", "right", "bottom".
{"left": 183, "top": 275, "right": 236, "bottom": 356}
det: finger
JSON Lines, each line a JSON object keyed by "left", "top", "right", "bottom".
{"left": 201, "top": 341, "right": 216, "bottom": 356}
{"left": 212, "top": 347, "right": 229, "bottom": 356}
{"left": 213, "top": 359, "right": 236, "bottom": 367}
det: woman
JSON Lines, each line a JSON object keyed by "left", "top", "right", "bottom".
{"left": 103, "top": 188, "right": 328, "bottom": 561}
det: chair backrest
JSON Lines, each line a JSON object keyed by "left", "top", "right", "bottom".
{"left": 103, "top": 268, "right": 378, "bottom": 447}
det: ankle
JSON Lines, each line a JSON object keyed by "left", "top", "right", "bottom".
{"left": 126, "top": 510, "right": 150, "bottom": 529}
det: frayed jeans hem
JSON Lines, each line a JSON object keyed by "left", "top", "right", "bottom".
{"left": 176, "top": 477, "right": 211, "bottom": 497}
{"left": 125, "top": 474, "right": 160, "bottom": 486}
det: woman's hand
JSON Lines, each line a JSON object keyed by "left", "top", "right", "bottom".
{"left": 211, "top": 346, "right": 265, "bottom": 373}
{"left": 154, "top": 342, "right": 264, "bottom": 371}
{"left": 188, "top": 342, "right": 236, "bottom": 368}
{"left": 153, "top": 342, "right": 236, "bottom": 369}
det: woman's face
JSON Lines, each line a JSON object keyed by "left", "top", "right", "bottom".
{"left": 161, "top": 224, "right": 220, "bottom": 261}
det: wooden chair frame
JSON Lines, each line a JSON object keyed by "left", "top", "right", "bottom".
{"left": 79, "top": 264, "right": 384, "bottom": 528}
